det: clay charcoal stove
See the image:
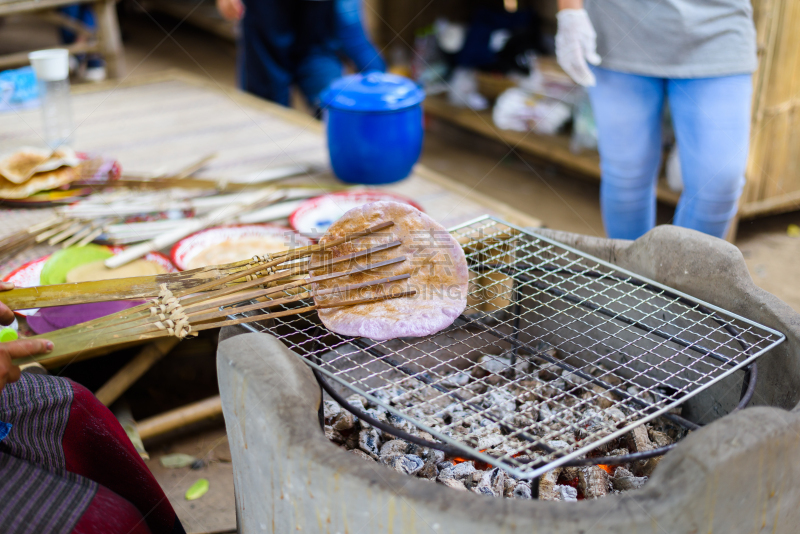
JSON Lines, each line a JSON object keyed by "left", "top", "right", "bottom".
{"left": 231, "top": 216, "right": 784, "bottom": 499}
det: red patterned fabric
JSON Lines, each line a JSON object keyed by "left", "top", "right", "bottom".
{"left": 63, "top": 381, "right": 183, "bottom": 534}
{"left": 72, "top": 485, "right": 153, "bottom": 534}
{"left": 0, "top": 375, "right": 184, "bottom": 534}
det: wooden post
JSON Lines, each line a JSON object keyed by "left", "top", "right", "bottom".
{"left": 95, "top": 337, "right": 179, "bottom": 406}
{"left": 94, "top": 0, "right": 125, "bottom": 78}
{"left": 137, "top": 395, "right": 223, "bottom": 441}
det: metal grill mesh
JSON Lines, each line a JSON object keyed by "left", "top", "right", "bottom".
{"left": 233, "top": 216, "right": 785, "bottom": 479}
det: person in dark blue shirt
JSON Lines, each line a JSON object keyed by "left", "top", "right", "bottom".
{"left": 217, "top": 0, "right": 386, "bottom": 114}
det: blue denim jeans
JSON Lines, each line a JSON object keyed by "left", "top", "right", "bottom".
{"left": 588, "top": 67, "right": 752, "bottom": 240}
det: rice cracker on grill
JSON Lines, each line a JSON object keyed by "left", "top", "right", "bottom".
{"left": 311, "top": 201, "right": 468, "bottom": 340}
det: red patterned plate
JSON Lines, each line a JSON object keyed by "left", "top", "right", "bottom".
{"left": 171, "top": 224, "right": 313, "bottom": 271}
{"left": 289, "top": 191, "right": 422, "bottom": 238}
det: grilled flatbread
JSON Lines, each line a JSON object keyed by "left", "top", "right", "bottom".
{"left": 0, "top": 165, "right": 79, "bottom": 199}
{"left": 311, "top": 201, "right": 468, "bottom": 340}
{"left": 0, "top": 147, "right": 79, "bottom": 184}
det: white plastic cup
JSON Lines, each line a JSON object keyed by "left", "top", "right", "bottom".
{"left": 28, "top": 49, "right": 70, "bottom": 82}
{"left": 29, "top": 49, "right": 74, "bottom": 148}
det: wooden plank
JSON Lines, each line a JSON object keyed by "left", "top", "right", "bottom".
{"left": 0, "top": 42, "right": 96, "bottom": 70}
{"left": 138, "top": 395, "right": 223, "bottom": 441}
{"left": 0, "top": 0, "right": 92, "bottom": 16}
{"left": 739, "top": 188, "right": 800, "bottom": 218}
{"left": 424, "top": 94, "right": 681, "bottom": 207}
{"left": 95, "top": 0, "right": 125, "bottom": 78}
{"left": 412, "top": 165, "right": 542, "bottom": 229}
{"left": 425, "top": 94, "right": 601, "bottom": 179}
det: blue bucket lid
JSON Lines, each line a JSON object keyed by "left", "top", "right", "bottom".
{"left": 321, "top": 72, "right": 425, "bottom": 112}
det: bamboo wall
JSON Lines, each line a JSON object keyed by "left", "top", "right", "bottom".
{"left": 745, "top": 0, "right": 800, "bottom": 214}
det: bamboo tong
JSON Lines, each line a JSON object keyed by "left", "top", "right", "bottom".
{"left": 13, "top": 220, "right": 410, "bottom": 367}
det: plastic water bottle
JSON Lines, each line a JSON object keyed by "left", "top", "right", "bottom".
{"left": 28, "top": 49, "right": 74, "bottom": 149}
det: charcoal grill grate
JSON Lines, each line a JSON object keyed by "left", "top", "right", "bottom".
{"left": 232, "top": 216, "right": 785, "bottom": 480}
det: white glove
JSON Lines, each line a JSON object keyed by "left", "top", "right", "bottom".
{"left": 555, "top": 9, "right": 601, "bottom": 87}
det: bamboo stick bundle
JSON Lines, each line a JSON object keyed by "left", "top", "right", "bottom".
{"left": 10, "top": 221, "right": 410, "bottom": 367}
{"left": 2, "top": 220, "right": 395, "bottom": 310}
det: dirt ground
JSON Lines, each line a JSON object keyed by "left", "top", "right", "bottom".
{"left": 2, "top": 10, "right": 798, "bottom": 534}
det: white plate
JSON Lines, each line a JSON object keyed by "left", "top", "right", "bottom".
{"left": 170, "top": 224, "right": 313, "bottom": 271}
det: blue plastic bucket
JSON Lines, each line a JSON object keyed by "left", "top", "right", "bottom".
{"left": 321, "top": 72, "right": 425, "bottom": 185}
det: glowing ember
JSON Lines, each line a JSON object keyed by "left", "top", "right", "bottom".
{"left": 598, "top": 464, "right": 615, "bottom": 475}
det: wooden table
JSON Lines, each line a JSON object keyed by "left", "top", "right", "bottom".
{"left": 0, "top": 69, "right": 540, "bottom": 275}
{"left": 0, "top": 0, "right": 124, "bottom": 77}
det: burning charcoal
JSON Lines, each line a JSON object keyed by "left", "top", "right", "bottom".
{"left": 350, "top": 449, "right": 376, "bottom": 462}
{"left": 648, "top": 429, "right": 673, "bottom": 448}
{"left": 538, "top": 468, "right": 563, "bottom": 501}
{"left": 604, "top": 407, "right": 626, "bottom": 423}
{"left": 503, "top": 477, "right": 517, "bottom": 497}
{"left": 625, "top": 426, "right": 653, "bottom": 453}
{"left": 596, "top": 366, "right": 622, "bottom": 386}
{"left": 484, "top": 467, "right": 506, "bottom": 495}
{"left": 358, "top": 428, "right": 381, "bottom": 459}
{"left": 451, "top": 462, "right": 477, "bottom": 479}
{"left": 562, "top": 370, "right": 587, "bottom": 389}
{"left": 538, "top": 404, "right": 554, "bottom": 422}
{"left": 438, "top": 478, "right": 467, "bottom": 491}
{"left": 548, "top": 440, "right": 573, "bottom": 453}
{"left": 478, "top": 354, "right": 511, "bottom": 375}
{"left": 437, "top": 460, "right": 454, "bottom": 471}
{"left": 443, "top": 371, "right": 471, "bottom": 388}
{"left": 418, "top": 460, "right": 439, "bottom": 480}
{"left": 325, "top": 426, "right": 345, "bottom": 444}
{"left": 611, "top": 467, "right": 648, "bottom": 491}
{"left": 362, "top": 407, "right": 388, "bottom": 425}
{"left": 386, "top": 412, "right": 417, "bottom": 435}
{"left": 513, "top": 481, "right": 532, "bottom": 499}
{"left": 485, "top": 389, "right": 516, "bottom": 414}
{"left": 634, "top": 455, "right": 663, "bottom": 477}
{"left": 538, "top": 363, "right": 561, "bottom": 381}
{"left": 330, "top": 410, "right": 357, "bottom": 431}
{"left": 422, "top": 448, "right": 445, "bottom": 464}
{"left": 561, "top": 466, "right": 580, "bottom": 481}
{"left": 380, "top": 439, "right": 409, "bottom": 462}
{"left": 346, "top": 394, "right": 368, "bottom": 409}
{"left": 389, "top": 454, "right": 424, "bottom": 476}
{"left": 556, "top": 485, "right": 578, "bottom": 501}
{"left": 323, "top": 400, "right": 342, "bottom": 421}
{"left": 477, "top": 434, "right": 504, "bottom": 450}
{"left": 591, "top": 384, "right": 617, "bottom": 409}
{"left": 467, "top": 470, "right": 484, "bottom": 490}
{"left": 550, "top": 378, "right": 567, "bottom": 391}
{"left": 367, "top": 389, "right": 393, "bottom": 407}
{"left": 608, "top": 447, "right": 629, "bottom": 458}
{"left": 578, "top": 466, "right": 610, "bottom": 499}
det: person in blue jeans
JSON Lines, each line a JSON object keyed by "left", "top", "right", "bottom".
{"left": 555, "top": 0, "right": 756, "bottom": 240}
{"left": 216, "top": 0, "right": 385, "bottom": 115}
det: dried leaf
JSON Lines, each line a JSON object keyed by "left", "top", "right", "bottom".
{"left": 185, "top": 478, "right": 209, "bottom": 501}
{"left": 160, "top": 453, "right": 197, "bottom": 469}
